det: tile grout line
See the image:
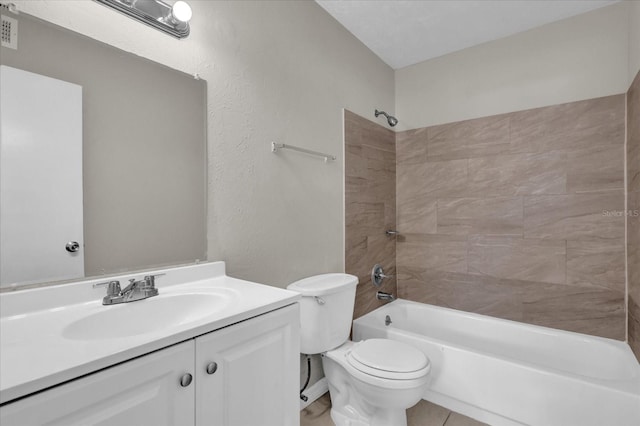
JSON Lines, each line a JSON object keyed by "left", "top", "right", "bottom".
{"left": 442, "top": 411, "right": 453, "bottom": 426}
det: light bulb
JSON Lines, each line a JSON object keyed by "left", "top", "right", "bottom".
{"left": 171, "top": 1, "right": 192, "bottom": 23}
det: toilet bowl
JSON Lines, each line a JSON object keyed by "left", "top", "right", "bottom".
{"left": 324, "top": 340, "right": 431, "bottom": 426}
{"left": 287, "top": 274, "right": 430, "bottom": 426}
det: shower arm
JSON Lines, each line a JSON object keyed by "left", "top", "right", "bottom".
{"left": 375, "top": 109, "right": 390, "bottom": 119}
{"left": 374, "top": 109, "right": 398, "bottom": 127}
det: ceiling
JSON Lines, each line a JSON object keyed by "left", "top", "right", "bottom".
{"left": 315, "top": 0, "right": 620, "bottom": 70}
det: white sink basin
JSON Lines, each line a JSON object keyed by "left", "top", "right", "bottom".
{"left": 0, "top": 261, "right": 300, "bottom": 405}
{"left": 63, "top": 292, "right": 230, "bottom": 340}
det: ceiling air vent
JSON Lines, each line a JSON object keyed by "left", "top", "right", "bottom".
{"left": 1, "top": 13, "right": 17, "bottom": 50}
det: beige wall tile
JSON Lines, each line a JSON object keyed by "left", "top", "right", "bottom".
{"left": 521, "top": 286, "right": 625, "bottom": 339}
{"left": 397, "top": 197, "right": 438, "bottom": 234}
{"left": 539, "top": 95, "right": 624, "bottom": 149}
{"left": 397, "top": 234, "right": 468, "bottom": 273}
{"left": 468, "top": 236, "right": 566, "bottom": 284}
{"left": 346, "top": 237, "right": 396, "bottom": 285}
{"left": 510, "top": 95, "right": 625, "bottom": 154}
{"left": 345, "top": 110, "right": 396, "bottom": 321}
{"left": 396, "top": 267, "right": 524, "bottom": 321}
{"left": 427, "top": 115, "right": 510, "bottom": 161}
{"left": 628, "top": 190, "right": 640, "bottom": 360}
{"left": 397, "top": 159, "right": 468, "bottom": 202}
{"left": 397, "top": 267, "right": 624, "bottom": 339}
{"left": 353, "top": 270, "right": 396, "bottom": 320}
{"left": 468, "top": 151, "right": 566, "bottom": 196}
{"left": 359, "top": 143, "right": 396, "bottom": 166}
{"left": 426, "top": 121, "right": 468, "bottom": 161}
{"left": 345, "top": 144, "right": 367, "bottom": 178}
{"left": 508, "top": 106, "right": 549, "bottom": 154}
{"left": 384, "top": 202, "right": 397, "bottom": 230}
{"left": 376, "top": 94, "right": 629, "bottom": 340}
{"left": 346, "top": 174, "right": 396, "bottom": 204}
{"left": 345, "top": 235, "right": 367, "bottom": 272}
{"left": 437, "top": 197, "right": 523, "bottom": 236}
{"left": 465, "top": 115, "right": 511, "bottom": 159}
{"left": 365, "top": 235, "right": 396, "bottom": 277}
{"left": 566, "top": 240, "right": 625, "bottom": 291}
{"left": 567, "top": 145, "right": 624, "bottom": 193}
{"left": 628, "top": 71, "right": 640, "bottom": 360}
{"left": 359, "top": 127, "right": 396, "bottom": 153}
{"left": 628, "top": 191, "right": 640, "bottom": 300}
{"left": 629, "top": 132, "right": 640, "bottom": 194}
{"left": 345, "top": 110, "right": 395, "bottom": 148}
{"left": 396, "top": 128, "right": 428, "bottom": 166}
{"left": 393, "top": 95, "right": 627, "bottom": 340}
{"left": 523, "top": 191, "right": 624, "bottom": 240}
{"left": 345, "top": 202, "right": 385, "bottom": 234}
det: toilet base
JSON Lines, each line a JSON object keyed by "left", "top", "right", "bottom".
{"left": 330, "top": 406, "right": 407, "bottom": 426}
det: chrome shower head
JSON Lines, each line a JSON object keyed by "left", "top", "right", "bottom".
{"left": 375, "top": 109, "right": 398, "bottom": 127}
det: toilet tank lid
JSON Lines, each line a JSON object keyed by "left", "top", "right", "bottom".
{"left": 287, "top": 273, "right": 358, "bottom": 296}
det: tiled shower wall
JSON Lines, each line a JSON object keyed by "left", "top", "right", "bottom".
{"left": 628, "top": 72, "right": 640, "bottom": 359}
{"left": 394, "top": 95, "right": 627, "bottom": 340}
{"left": 344, "top": 110, "right": 397, "bottom": 319}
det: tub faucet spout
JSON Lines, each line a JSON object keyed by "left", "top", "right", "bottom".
{"left": 376, "top": 291, "right": 395, "bottom": 302}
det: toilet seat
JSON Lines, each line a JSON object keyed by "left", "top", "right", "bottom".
{"left": 346, "top": 339, "right": 430, "bottom": 380}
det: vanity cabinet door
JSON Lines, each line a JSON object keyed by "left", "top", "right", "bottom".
{"left": 0, "top": 341, "right": 196, "bottom": 426}
{"left": 195, "top": 304, "right": 300, "bottom": 426}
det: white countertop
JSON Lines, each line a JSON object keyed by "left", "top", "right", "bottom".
{"left": 0, "top": 262, "right": 300, "bottom": 404}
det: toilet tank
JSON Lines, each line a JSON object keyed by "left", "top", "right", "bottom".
{"left": 287, "top": 273, "right": 358, "bottom": 355}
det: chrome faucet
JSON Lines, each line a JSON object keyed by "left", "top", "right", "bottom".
{"left": 101, "top": 274, "right": 163, "bottom": 305}
{"left": 376, "top": 291, "right": 396, "bottom": 302}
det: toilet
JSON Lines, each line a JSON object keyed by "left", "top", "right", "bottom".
{"left": 287, "top": 273, "right": 430, "bottom": 426}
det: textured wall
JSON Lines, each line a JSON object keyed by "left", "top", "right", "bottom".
{"left": 395, "top": 2, "right": 630, "bottom": 131}
{"left": 12, "top": 0, "right": 395, "bottom": 288}
{"left": 344, "top": 110, "right": 397, "bottom": 320}
{"left": 396, "top": 95, "right": 626, "bottom": 340}
{"left": 628, "top": 71, "right": 640, "bottom": 359}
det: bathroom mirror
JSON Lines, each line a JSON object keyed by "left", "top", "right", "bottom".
{"left": 0, "top": 11, "right": 207, "bottom": 290}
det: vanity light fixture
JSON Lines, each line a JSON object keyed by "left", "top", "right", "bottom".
{"left": 94, "top": 0, "right": 192, "bottom": 39}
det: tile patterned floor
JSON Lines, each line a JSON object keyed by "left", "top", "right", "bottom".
{"left": 300, "top": 393, "right": 488, "bottom": 426}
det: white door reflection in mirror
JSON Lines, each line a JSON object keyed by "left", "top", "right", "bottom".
{"left": 1, "top": 65, "right": 84, "bottom": 287}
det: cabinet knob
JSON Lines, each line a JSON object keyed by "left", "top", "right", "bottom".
{"left": 180, "top": 373, "right": 193, "bottom": 387}
{"left": 206, "top": 362, "right": 218, "bottom": 375}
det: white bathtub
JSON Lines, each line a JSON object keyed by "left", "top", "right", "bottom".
{"left": 352, "top": 299, "right": 640, "bottom": 426}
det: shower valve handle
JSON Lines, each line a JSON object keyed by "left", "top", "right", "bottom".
{"left": 371, "top": 264, "right": 393, "bottom": 287}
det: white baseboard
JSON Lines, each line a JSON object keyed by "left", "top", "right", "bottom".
{"left": 299, "top": 377, "right": 329, "bottom": 410}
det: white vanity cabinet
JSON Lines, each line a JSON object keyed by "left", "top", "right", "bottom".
{"left": 0, "top": 304, "right": 299, "bottom": 426}
{"left": 0, "top": 340, "right": 195, "bottom": 425}
{"left": 195, "top": 303, "right": 299, "bottom": 425}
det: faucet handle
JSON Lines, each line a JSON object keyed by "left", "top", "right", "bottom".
{"left": 143, "top": 273, "right": 165, "bottom": 288}
{"left": 106, "top": 281, "right": 121, "bottom": 296}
